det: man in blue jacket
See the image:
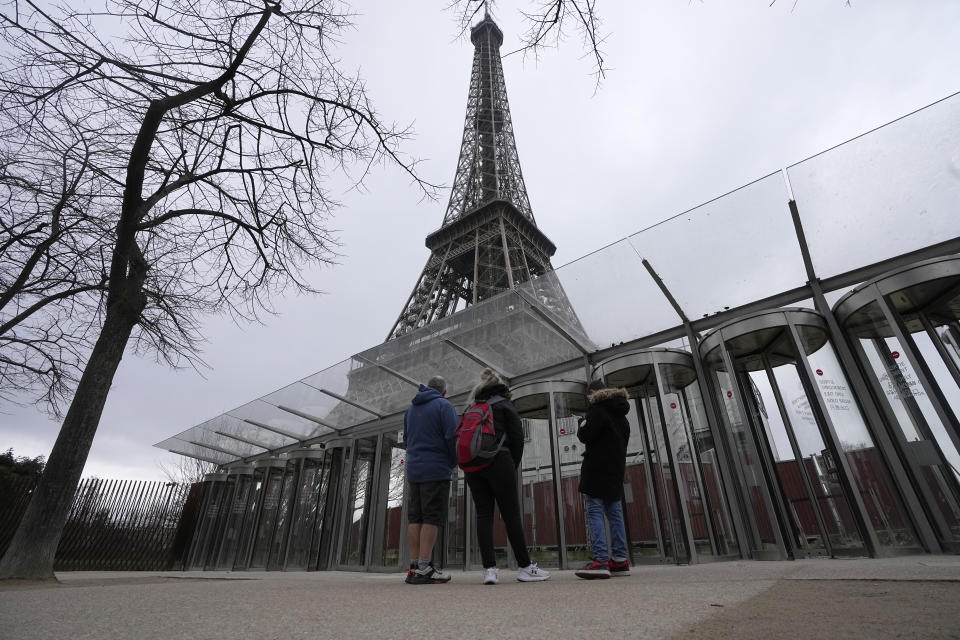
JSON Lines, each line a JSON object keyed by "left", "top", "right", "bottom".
{"left": 403, "top": 375, "right": 459, "bottom": 584}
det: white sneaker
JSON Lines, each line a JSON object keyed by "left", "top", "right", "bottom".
{"left": 483, "top": 567, "right": 499, "bottom": 585}
{"left": 516, "top": 563, "right": 550, "bottom": 582}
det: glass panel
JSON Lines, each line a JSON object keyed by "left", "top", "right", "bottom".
{"left": 848, "top": 305, "right": 960, "bottom": 546}
{"left": 265, "top": 464, "right": 298, "bottom": 569}
{"left": 640, "top": 394, "right": 685, "bottom": 561}
{"left": 248, "top": 467, "right": 284, "bottom": 569}
{"left": 519, "top": 414, "right": 560, "bottom": 568}
{"left": 912, "top": 327, "right": 960, "bottom": 478}
{"left": 262, "top": 382, "right": 343, "bottom": 437}
{"left": 228, "top": 399, "right": 317, "bottom": 441}
{"left": 623, "top": 399, "right": 668, "bottom": 560}
{"left": 765, "top": 365, "right": 862, "bottom": 551}
{"left": 155, "top": 438, "right": 236, "bottom": 465}
{"left": 284, "top": 456, "right": 329, "bottom": 570}
{"left": 456, "top": 290, "right": 583, "bottom": 378}
{"left": 788, "top": 93, "right": 960, "bottom": 279}
{"left": 301, "top": 359, "right": 391, "bottom": 430}
{"left": 371, "top": 435, "right": 405, "bottom": 568}
{"left": 518, "top": 240, "right": 681, "bottom": 349}
{"left": 314, "top": 448, "right": 345, "bottom": 570}
{"left": 806, "top": 339, "right": 919, "bottom": 549}
{"left": 215, "top": 474, "right": 253, "bottom": 570}
{"left": 360, "top": 339, "right": 478, "bottom": 407}
{"left": 233, "top": 468, "right": 264, "bottom": 569}
{"left": 680, "top": 381, "right": 739, "bottom": 557}
{"left": 659, "top": 365, "right": 732, "bottom": 559}
{"left": 187, "top": 480, "right": 227, "bottom": 570}
{"left": 631, "top": 173, "right": 805, "bottom": 319}
{"left": 554, "top": 392, "right": 587, "bottom": 565}
{"left": 712, "top": 368, "right": 780, "bottom": 552}
{"left": 942, "top": 324, "right": 960, "bottom": 372}
{"left": 340, "top": 438, "right": 376, "bottom": 565}
{"left": 445, "top": 468, "right": 466, "bottom": 568}
{"left": 188, "top": 414, "right": 289, "bottom": 454}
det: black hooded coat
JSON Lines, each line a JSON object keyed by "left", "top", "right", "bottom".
{"left": 577, "top": 387, "right": 631, "bottom": 500}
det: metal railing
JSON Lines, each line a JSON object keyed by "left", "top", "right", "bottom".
{"left": 0, "top": 477, "right": 202, "bottom": 571}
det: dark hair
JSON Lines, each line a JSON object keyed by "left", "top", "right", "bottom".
{"left": 587, "top": 379, "right": 605, "bottom": 393}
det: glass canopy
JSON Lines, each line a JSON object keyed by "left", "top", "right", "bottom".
{"left": 157, "top": 91, "right": 960, "bottom": 466}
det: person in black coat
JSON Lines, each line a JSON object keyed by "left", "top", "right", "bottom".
{"left": 463, "top": 368, "right": 550, "bottom": 585}
{"left": 575, "top": 378, "right": 632, "bottom": 579}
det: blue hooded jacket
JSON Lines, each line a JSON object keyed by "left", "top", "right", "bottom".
{"left": 403, "top": 385, "right": 459, "bottom": 483}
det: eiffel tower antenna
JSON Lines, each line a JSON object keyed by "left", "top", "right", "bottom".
{"left": 387, "top": 14, "right": 578, "bottom": 342}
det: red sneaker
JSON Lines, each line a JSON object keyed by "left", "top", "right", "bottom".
{"left": 608, "top": 558, "right": 631, "bottom": 576}
{"left": 575, "top": 559, "right": 611, "bottom": 579}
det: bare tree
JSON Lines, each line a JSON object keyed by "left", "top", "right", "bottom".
{"left": 451, "top": 0, "right": 609, "bottom": 87}
{"left": 0, "top": 110, "right": 111, "bottom": 412}
{"left": 451, "top": 1, "right": 852, "bottom": 87}
{"left": 0, "top": 0, "right": 434, "bottom": 580}
{"left": 157, "top": 456, "right": 217, "bottom": 486}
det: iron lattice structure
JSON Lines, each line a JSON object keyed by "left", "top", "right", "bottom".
{"left": 388, "top": 16, "right": 582, "bottom": 341}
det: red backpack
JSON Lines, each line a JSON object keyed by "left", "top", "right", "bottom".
{"left": 455, "top": 401, "right": 506, "bottom": 472}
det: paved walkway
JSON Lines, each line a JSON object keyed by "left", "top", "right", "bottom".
{"left": 1, "top": 556, "right": 958, "bottom": 639}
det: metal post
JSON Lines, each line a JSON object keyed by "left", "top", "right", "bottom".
{"left": 282, "top": 457, "right": 306, "bottom": 570}
{"left": 652, "top": 363, "right": 698, "bottom": 564}
{"left": 545, "top": 390, "right": 568, "bottom": 568}
{"left": 677, "top": 387, "right": 721, "bottom": 557}
{"left": 760, "top": 352, "right": 833, "bottom": 557}
{"left": 720, "top": 339, "right": 789, "bottom": 559}
{"left": 685, "top": 325, "right": 752, "bottom": 559}
{"left": 792, "top": 184, "right": 942, "bottom": 554}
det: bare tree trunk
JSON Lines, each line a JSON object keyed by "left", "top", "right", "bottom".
{"left": 0, "top": 288, "right": 144, "bottom": 580}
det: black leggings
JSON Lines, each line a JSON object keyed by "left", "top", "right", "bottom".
{"left": 464, "top": 453, "right": 531, "bottom": 568}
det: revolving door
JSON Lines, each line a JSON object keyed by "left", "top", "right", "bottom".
{"left": 700, "top": 309, "right": 919, "bottom": 559}
{"left": 835, "top": 255, "right": 960, "bottom": 552}
{"left": 509, "top": 380, "right": 587, "bottom": 569}
{"left": 593, "top": 349, "right": 740, "bottom": 564}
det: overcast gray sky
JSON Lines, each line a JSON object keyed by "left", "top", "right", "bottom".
{"left": 2, "top": 1, "right": 960, "bottom": 479}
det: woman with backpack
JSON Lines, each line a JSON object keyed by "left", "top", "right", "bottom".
{"left": 461, "top": 369, "right": 550, "bottom": 585}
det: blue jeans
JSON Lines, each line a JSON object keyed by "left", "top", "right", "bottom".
{"left": 584, "top": 495, "right": 628, "bottom": 562}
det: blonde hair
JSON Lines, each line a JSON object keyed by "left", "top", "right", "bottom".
{"left": 468, "top": 368, "right": 502, "bottom": 404}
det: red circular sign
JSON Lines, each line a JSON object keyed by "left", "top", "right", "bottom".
{"left": 670, "top": 402, "right": 677, "bottom": 409}
{"left": 891, "top": 351, "right": 900, "bottom": 359}
{"left": 559, "top": 428, "right": 566, "bottom": 435}
{"left": 726, "top": 391, "right": 733, "bottom": 398}
{"left": 816, "top": 369, "right": 823, "bottom": 376}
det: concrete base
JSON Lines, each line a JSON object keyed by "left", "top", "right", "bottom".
{"left": 1, "top": 556, "right": 958, "bottom": 639}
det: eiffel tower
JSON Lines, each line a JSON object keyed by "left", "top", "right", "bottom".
{"left": 317, "top": 14, "right": 591, "bottom": 434}
{"left": 387, "top": 14, "right": 584, "bottom": 342}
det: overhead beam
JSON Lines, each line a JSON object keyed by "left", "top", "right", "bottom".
{"left": 165, "top": 448, "right": 223, "bottom": 466}
{"left": 353, "top": 355, "right": 421, "bottom": 388}
{"left": 442, "top": 338, "right": 514, "bottom": 380}
{"left": 186, "top": 439, "right": 245, "bottom": 459}
{"left": 311, "top": 388, "right": 383, "bottom": 419}
{"left": 277, "top": 404, "right": 344, "bottom": 431}
{"left": 237, "top": 417, "right": 303, "bottom": 442}
{"left": 514, "top": 287, "right": 592, "bottom": 355}
{"left": 214, "top": 429, "right": 272, "bottom": 451}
